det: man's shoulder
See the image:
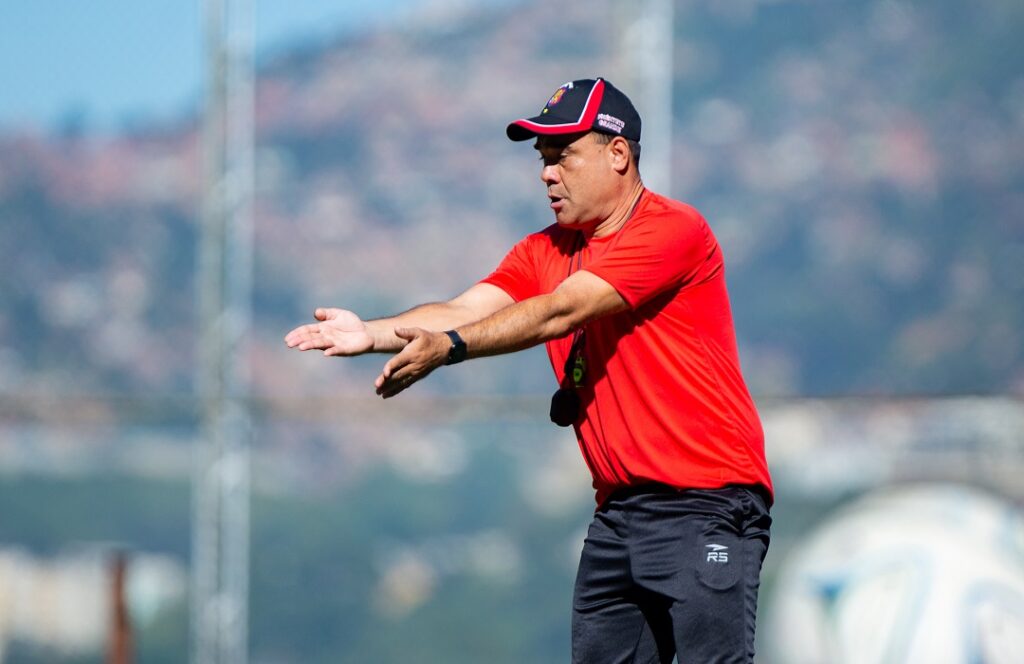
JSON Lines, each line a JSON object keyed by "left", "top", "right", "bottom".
{"left": 517, "top": 222, "right": 576, "bottom": 251}
{"left": 626, "top": 191, "right": 713, "bottom": 248}
{"left": 638, "top": 190, "right": 706, "bottom": 226}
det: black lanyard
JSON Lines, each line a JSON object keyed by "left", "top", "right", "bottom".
{"left": 550, "top": 232, "right": 587, "bottom": 427}
{"left": 562, "top": 233, "right": 587, "bottom": 389}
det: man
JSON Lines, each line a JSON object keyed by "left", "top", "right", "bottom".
{"left": 285, "top": 78, "right": 772, "bottom": 664}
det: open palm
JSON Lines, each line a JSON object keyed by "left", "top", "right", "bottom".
{"left": 284, "top": 308, "right": 374, "bottom": 356}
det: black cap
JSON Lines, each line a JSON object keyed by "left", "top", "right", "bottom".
{"left": 506, "top": 78, "right": 642, "bottom": 142}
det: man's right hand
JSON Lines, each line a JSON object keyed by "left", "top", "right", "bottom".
{"left": 284, "top": 308, "right": 375, "bottom": 356}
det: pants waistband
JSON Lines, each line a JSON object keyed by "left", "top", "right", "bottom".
{"left": 607, "top": 482, "right": 772, "bottom": 507}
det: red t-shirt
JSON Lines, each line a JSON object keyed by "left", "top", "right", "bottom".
{"left": 482, "top": 190, "right": 772, "bottom": 506}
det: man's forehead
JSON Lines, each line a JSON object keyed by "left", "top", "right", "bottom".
{"left": 533, "top": 132, "right": 592, "bottom": 151}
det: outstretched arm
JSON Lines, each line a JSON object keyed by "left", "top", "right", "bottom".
{"left": 375, "top": 270, "right": 628, "bottom": 397}
{"left": 284, "top": 283, "right": 514, "bottom": 355}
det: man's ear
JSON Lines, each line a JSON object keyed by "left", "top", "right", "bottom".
{"left": 607, "top": 136, "right": 632, "bottom": 174}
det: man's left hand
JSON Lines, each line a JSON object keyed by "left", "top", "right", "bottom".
{"left": 374, "top": 327, "right": 450, "bottom": 398}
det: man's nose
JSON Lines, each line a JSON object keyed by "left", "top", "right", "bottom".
{"left": 540, "top": 164, "right": 560, "bottom": 185}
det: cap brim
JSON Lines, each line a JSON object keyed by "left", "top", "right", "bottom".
{"left": 505, "top": 115, "right": 597, "bottom": 142}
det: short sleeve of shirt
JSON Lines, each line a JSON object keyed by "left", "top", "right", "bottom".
{"left": 479, "top": 233, "right": 541, "bottom": 302}
{"left": 585, "top": 203, "right": 719, "bottom": 308}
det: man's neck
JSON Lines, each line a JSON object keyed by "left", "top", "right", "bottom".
{"left": 590, "top": 179, "right": 646, "bottom": 239}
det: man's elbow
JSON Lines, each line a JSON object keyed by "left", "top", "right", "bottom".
{"left": 544, "top": 272, "right": 629, "bottom": 338}
{"left": 537, "top": 293, "right": 592, "bottom": 340}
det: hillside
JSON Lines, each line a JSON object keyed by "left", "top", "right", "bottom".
{"left": 1, "top": 0, "right": 1022, "bottom": 408}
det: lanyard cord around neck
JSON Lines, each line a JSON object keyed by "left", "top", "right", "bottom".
{"left": 562, "top": 232, "right": 586, "bottom": 388}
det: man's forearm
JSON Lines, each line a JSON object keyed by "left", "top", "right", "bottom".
{"left": 366, "top": 301, "right": 483, "bottom": 352}
{"left": 453, "top": 272, "right": 629, "bottom": 360}
{"left": 456, "top": 292, "right": 579, "bottom": 359}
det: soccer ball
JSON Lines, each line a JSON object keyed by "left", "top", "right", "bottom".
{"left": 765, "top": 483, "right": 1024, "bottom": 664}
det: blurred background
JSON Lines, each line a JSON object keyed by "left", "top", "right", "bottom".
{"left": 1, "top": 0, "right": 1023, "bottom": 662}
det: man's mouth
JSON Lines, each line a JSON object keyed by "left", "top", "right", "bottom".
{"left": 548, "top": 194, "right": 564, "bottom": 210}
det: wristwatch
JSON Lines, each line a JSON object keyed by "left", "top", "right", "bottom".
{"left": 444, "top": 330, "right": 467, "bottom": 365}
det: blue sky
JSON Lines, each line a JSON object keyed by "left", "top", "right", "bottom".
{"left": 0, "top": 0, "right": 519, "bottom": 133}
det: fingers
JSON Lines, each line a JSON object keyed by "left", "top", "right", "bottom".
{"left": 393, "top": 326, "right": 417, "bottom": 340}
{"left": 375, "top": 354, "right": 401, "bottom": 388}
{"left": 284, "top": 323, "right": 319, "bottom": 348}
{"left": 375, "top": 365, "right": 429, "bottom": 398}
{"left": 286, "top": 307, "right": 345, "bottom": 347}
{"left": 284, "top": 324, "right": 338, "bottom": 352}
{"left": 375, "top": 373, "right": 411, "bottom": 399}
{"left": 287, "top": 309, "right": 332, "bottom": 347}
{"left": 375, "top": 344, "right": 416, "bottom": 397}
{"left": 373, "top": 328, "right": 442, "bottom": 398}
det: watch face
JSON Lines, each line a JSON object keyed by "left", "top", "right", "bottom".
{"left": 445, "top": 331, "right": 467, "bottom": 365}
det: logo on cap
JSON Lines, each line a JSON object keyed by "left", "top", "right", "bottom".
{"left": 597, "top": 113, "right": 625, "bottom": 134}
{"left": 544, "top": 81, "right": 575, "bottom": 111}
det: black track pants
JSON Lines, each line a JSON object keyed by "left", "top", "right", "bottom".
{"left": 571, "top": 484, "right": 772, "bottom": 664}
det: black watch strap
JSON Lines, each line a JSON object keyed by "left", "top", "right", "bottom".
{"left": 444, "top": 330, "right": 467, "bottom": 365}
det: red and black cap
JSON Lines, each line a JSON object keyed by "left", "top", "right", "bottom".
{"left": 506, "top": 78, "right": 642, "bottom": 142}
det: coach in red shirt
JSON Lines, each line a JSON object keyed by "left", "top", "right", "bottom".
{"left": 286, "top": 77, "right": 772, "bottom": 664}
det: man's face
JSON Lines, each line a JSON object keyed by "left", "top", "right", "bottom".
{"left": 534, "top": 132, "right": 619, "bottom": 229}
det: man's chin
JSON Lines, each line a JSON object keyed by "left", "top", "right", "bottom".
{"left": 555, "top": 215, "right": 597, "bottom": 231}
{"left": 553, "top": 210, "right": 579, "bottom": 226}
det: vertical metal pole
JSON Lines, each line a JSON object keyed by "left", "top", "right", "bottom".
{"left": 193, "top": 0, "right": 253, "bottom": 662}
{"left": 107, "top": 552, "right": 134, "bottom": 664}
{"left": 617, "top": 0, "right": 675, "bottom": 196}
